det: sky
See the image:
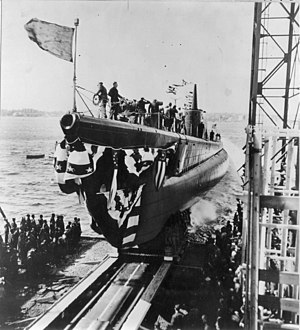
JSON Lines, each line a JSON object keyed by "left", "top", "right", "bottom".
{"left": 1, "top": 0, "right": 254, "bottom": 115}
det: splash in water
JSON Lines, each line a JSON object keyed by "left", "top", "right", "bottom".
{"left": 190, "top": 199, "right": 217, "bottom": 228}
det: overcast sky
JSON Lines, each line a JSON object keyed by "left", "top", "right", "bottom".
{"left": 1, "top": 1, "right": 254, "bottom": 114}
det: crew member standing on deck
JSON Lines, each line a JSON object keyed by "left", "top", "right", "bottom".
{"left": 198, "top": 121, "right": 205, "bottom": 139}
{"left": 95, "top": 82, "right": 108, "bottom": 119}
{"left": 148, "top": 99, "right": 163, "bottom": 128}
{"left": 108, "top": 82, "right": 124, "bottom": 120}
{"left": 169, "top": 105, "right": 178, "bottom": 132}
{"left": 137, "top": 97, "right": 150, "bottom": 125}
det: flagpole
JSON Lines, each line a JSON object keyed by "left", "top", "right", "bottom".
{"left": 73, "top": 18, "right": 79, "bottom": 112}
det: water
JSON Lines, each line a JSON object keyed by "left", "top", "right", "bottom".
{"left": 0, "top": 116, "right": 247, "bottom": 236}
{"left": 0, "top": 117, "right": 91, "bottom": 234}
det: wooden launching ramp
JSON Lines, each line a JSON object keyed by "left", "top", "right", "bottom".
{"left": 26, "top": 253, "right": 172, "bottom": 330}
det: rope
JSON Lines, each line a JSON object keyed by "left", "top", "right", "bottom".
{"left": 75, "top": 89, "right": 94, "bottom": 117}
{"left": 76, "top": 85, "right": 95, "bottom": 94}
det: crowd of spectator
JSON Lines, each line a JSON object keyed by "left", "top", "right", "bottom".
{"left": 0, "top": 213, "right": 82, "bottom": 284}
{"left": 155, "top": 200, "right": 245, "bottom": 329}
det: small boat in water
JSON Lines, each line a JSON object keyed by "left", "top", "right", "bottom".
{"left": 26, "top": 154, "right": 45, "bottom": 159}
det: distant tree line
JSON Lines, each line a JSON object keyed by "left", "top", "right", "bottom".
{"left": 205, "top": 113, "right": 247, "bottom": 122}
{"left": 1, "top": 109, "right": 62, "bottom": 117}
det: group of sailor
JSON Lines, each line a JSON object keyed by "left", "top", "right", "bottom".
{"left": 0, "top": 213, "right": 82, "bottom": 284}
{"left": 94, "top": 82, "right": 220, "bottom": 140}
{"left": 94, "top": 81, "right": 180, "bottom": 129}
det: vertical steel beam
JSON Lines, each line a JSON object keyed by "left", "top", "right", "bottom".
{"left": 283, "top": 3, "right": 295, "bottom": 129}
{"left": 249, "top": 131, "right": 261, "bottom": 330}
{"left": 248, "top": 3, "right": 262, "bottom": 126}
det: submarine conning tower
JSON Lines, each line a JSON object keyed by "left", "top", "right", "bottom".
{"left": 184, "top": 84, "right": 203, "bottom": 137}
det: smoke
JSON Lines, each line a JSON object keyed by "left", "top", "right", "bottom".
{"left": 189, "top": 199, "right": 217, "bottom": 228}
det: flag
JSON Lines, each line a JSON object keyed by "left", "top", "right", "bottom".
{"left": 154, "top": 150, "right": 167, "bottom": 190}
{"left": 24, "top": 18, "right": 74, "bottom": 62}
{"left": 166, "top": 86, "right": 176, "bottom": 95}
{"left": 121, "top": 185, "right": 144, "bottom": 248}
{"left": 108, "top": 149, "right": 119, "bottom": 209}
{"left": 74, "top": 178, "right": 85, "bottom": 204}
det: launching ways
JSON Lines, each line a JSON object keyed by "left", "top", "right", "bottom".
{"left": 26, "top": 252, "right": 177, "bottom": 330}
{"left": 26, "top": 253, "right": 167, "bottom": 330}
{"left": 26, "top": 245, "right": 208, "bottom": 330}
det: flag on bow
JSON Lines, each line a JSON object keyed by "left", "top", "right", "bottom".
{"left": 24, "top": 18, "right": 74, "bottom": 62}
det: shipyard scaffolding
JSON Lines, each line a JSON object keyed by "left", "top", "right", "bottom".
{"left": 243, "top": 2, "right": 300, "bottom": 330}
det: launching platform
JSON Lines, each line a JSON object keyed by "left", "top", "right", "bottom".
{"left": 26, "top": 241, "right": 212, "bottom": 330}
{"left": 26, "top": 253, "right": 172, "bottom": 330}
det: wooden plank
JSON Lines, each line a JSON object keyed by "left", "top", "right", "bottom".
{"left": 260, "top": 196, "right": 299, "bottom": 211}
{"left": 259, "top": 223, "right": 299, "bottom": 230}
{"left": 28, "top": 255, "right": 118, "bottom": 330}
{"left": 262, "top": 128, "right": 300, "bottom": 138}
{"left": 76, "top": 263, "right": 148, "bottom": 329}
{"left": 286, "top": 139, "right": 295, "bottom": 191}
{"left": 250, "top": 129, "right": 261, "bottom": 328}
{"left": 258, "top": 295, "right": 299, "bottom": 313}
{"left": 264, "top": 254, "right": 295, "bottom": 261}
{"left": 281, "top": 298, "right": 300, "bottom": 313}
{"left": 86, "top": 286, "right": 132, "bottom": 329}
{"left": 281, "top": 209, "right": 289, "bottom": 271}
{"left": 262, "top": 139, "right": 270, "bottom": 195}
{"left": 260, "top": 138, "right": 270, "bottom": 284}
{"left": 259, "top": 270, "right": 300, "bottom": 285}
{"left": 269, "top": 136, "right": 278, "bottom": 195}
{"left": 121, "top": 299, "right": 151, "bottom": 330}
{"left": 93, "top": 263, "right": 146, "bottom": 317}
{"left": 273, "top": 187, "right": 299, "bottom": 195}
{"left": 263, "top": 322, "right": 300, "bottom": 329}
{"left": 142, "top": 262, "right": 171, "bottom": 303}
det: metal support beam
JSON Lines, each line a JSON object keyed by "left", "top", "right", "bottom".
{"left": 245, "top": 3, "right": 299, "bottom": 330}
{"left": 248, "top": 3, "right": 262, "bottom": 126}
{"left": 283, "top": 3, "right": 295, "bottom": 129}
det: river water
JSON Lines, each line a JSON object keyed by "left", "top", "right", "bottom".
{"left": 0, "top": 116, "right": 247, "bottom": 237}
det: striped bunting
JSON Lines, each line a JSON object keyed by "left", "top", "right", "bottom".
{"left": 54, "top": 138, "right": 178, "bottom": 247}
{"left": 64, "top": 138, "right": 94, "bottom": 181}
{"left": 54, "top": 139, "right": 104, "bottom": 183}
{"left": 121, "top": 184, "right": 143, "bottom": 248}
{"left": 53, "top": 140, "right": 68, "bottom": 184}
{"left": 153, "top": 149, "right": 167, "bottom": 191}
{"left": 108, "top": 149, "right": 119, "bottom": 209}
